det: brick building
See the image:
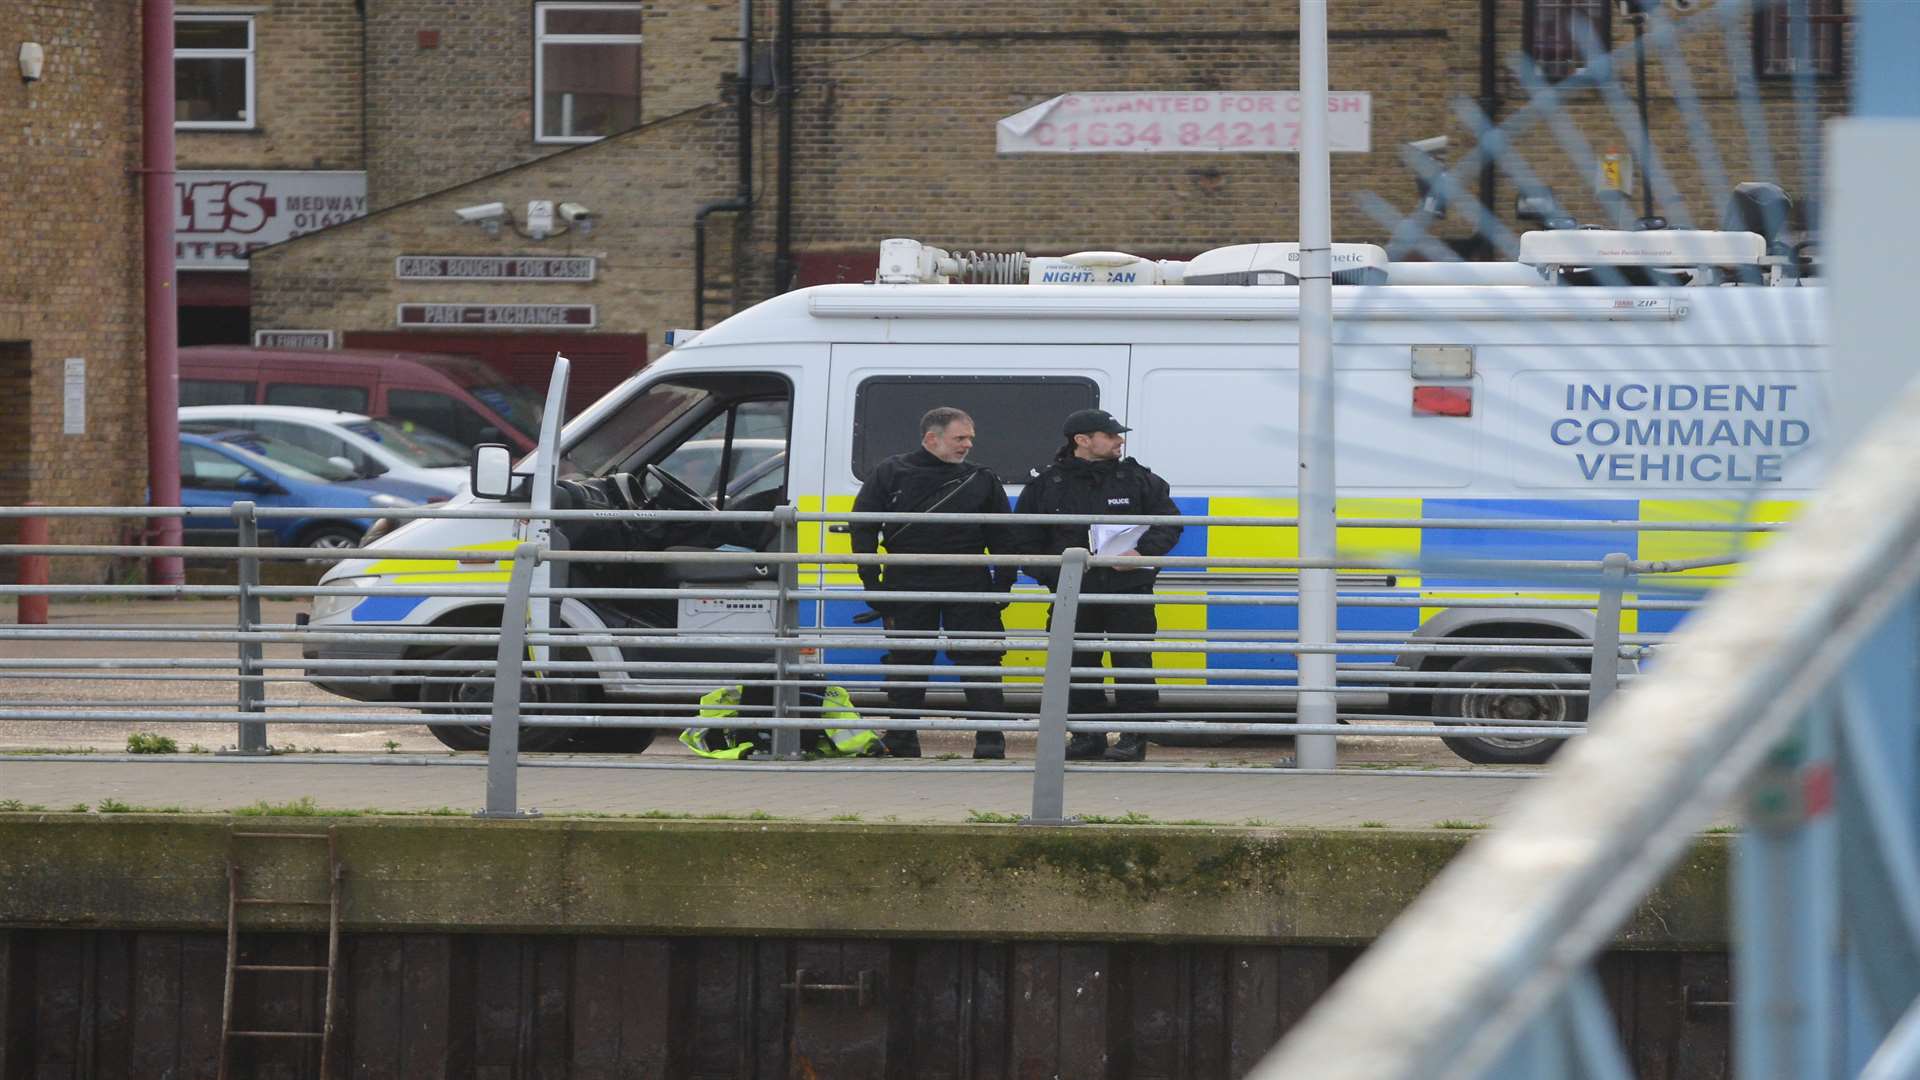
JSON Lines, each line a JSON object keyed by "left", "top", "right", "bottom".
{"left": 250, "top": 0, "right": 1849, "bottom": 392}
{"left": 172, "top": 0, "right": 368, "bottom": 344}
{"left": 1, "top": 1, "right": 149, "bottom": 569}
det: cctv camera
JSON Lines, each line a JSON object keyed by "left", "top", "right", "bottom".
{"left": 1404, "top": 135, "right": 1449, "bottom": 156}
{"left": 558, "top": 202, "right": 593, "bottom": 223}
{"left": 453, "top": 202, "right": 507, "bottom": 224}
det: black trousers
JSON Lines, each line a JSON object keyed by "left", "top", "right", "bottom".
{"left": 882, "top": 599, "right": 1007, "bottom": 726}
{"left": 1051, "top": 593, "right": 1160, "bottom": 717}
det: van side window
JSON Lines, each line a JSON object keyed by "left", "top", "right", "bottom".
{"left": 181, "top": 379, "right": 253, "bottom": 406}
{"left": 852, "top": 375, "right": 1098, "bottom": 482}
{"left": 653, "top": 398, "right": 789, "bottom": 508}
{"left": 266, "top": 382, "right": 369, "bottom": 413}
{"left": 388, "top": 388, "right": 495, "bottom": 447}
{"left": 563, "top": 373, "right": 791, "bottom": 481}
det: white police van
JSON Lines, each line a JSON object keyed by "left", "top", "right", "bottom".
{"left": 304, "top": 224, "right": 1825, "bottom": 762}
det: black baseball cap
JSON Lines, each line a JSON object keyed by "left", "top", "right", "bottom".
{"left": 1062, "top": 408, "right": 1130, "bottom": 437}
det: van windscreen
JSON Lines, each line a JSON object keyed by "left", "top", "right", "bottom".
{"left": 561, "top": 382, "right": 711, "bottom": 478}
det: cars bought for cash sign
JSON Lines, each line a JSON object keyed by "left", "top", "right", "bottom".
{"left": 996, "top": 92, "right": 1371, "bottom": 154}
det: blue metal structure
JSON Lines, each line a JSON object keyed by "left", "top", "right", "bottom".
{"left": 1256, "top": 1, "right": 1920, "bottom": 1075}
{"left": 1252, "top": 377, "right": 1920, "bottom": 1079}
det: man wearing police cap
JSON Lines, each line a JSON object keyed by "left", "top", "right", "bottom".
{"left": 1011, "top": 408, "right": 1182, "bottom": 761}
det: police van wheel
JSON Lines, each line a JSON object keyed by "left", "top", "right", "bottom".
{"left": 1437, "top": 655, "right": 1585, "bottom": 766}
{"left": 423, "top": 645, "right": 574, "bottom": 753}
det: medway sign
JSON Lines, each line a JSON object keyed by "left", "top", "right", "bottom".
{"left": 176, "top": 170, "right": 368, "bottom": 270}
{"left": 996, "top": 92, "right": 1371, "bottom": 154}
{"left": 396, "top": 303, "right": 596, "bottom": 329}
{"left": 394, "top": 255, "right": 597, "bottom": 281}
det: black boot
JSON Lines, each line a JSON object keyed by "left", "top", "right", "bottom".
{"left": 1064, "top": 733, "right": 1108, "bottom": 760}
{"left": 882, "top": 731, "right": 922, "bottom": 758}
{"left": 1103, "top": 733, "right": 1148, "bottom": 762}
{"left": 972, "top": 732, "right": 1005, "bottom": 760}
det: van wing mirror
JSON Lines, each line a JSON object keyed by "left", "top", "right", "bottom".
{"left": 470, "top": 443, "right": 522, "bottom": 500}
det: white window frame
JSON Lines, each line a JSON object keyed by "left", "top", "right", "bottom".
{"left": 175, "top": 13, "right": 257, "bottom": 131}
{"left": 534, "top": 2, "right": 645, "bottom": 145}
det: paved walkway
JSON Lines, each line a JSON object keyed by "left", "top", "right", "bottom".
{"left": 0, "top": 755, "right": 1534, "bottom": 828}
{"left": 1, "top": 596, "right": 1555, "bottom": 828}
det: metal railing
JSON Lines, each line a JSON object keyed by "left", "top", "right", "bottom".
{"left": 0, "top": 499, "right": 1775, "bottom": 824}
{"left": 1252, "top": 381, "right": 1920, "bottom": 1077}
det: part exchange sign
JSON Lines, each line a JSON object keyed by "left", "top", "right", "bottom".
{"left": 176, "top": 171, "right": 369, "bottom": 270}
{"left": 397, "top": 303, "right": 596, "bottom": 329}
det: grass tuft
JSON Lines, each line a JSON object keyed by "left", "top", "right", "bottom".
{"left": 233, "top": 796, "right": 330, "bottom": 817}
{"left": 126, "top": 732, "right": 179, "bottom": 755}
{"left": 1081, "top": 811, "right": 1155, "bottom": 825}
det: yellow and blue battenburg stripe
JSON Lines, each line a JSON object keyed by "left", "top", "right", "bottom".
{"left": 343, "top": 540, "right": 518, "bottom": 622}
{"left": 330, "top": 501, "right": 1793, "bottom": 686}
{"left": 795, "top": 495, "right": 1796, "bottom": 688}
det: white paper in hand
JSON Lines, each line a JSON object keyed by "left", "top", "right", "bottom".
{"left": 1090, "top": 523, "right": 1148, "bottom": 557}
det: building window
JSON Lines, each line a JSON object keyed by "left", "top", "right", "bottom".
{"left": 1525, "top": 0, "right": 1610, "bottom": 81}
{"left": 535, "top": 3, "right": 644, "bottom": 144}
{"left": 1756, "top": 0, "right": 1843, "bottom": 78}
{"left": 175, "top": 15, "right": 255, "bottom": 129}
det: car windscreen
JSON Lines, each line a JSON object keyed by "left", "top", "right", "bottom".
{"left": 467, "top": 381, "right": 546, "bottom": 439}
{"left": 345, "top": 419, "right": 468, "bottom": 468}
{"left": 211, "top": 440, "right": 335, "bottom": 484}
{"left": 213, "top": 431, "right": 353, "bottom": 482}
{"left": 559, "top": 382, "right": 711, "bottom": 478}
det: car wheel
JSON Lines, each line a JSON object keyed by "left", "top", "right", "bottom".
{"left": 300, "top": 524, "right": 364, "bottom": 550}
{"left": 1437, "top": 655, "right": 1585, "bottom": 766}
{"left": 423, "top": 645, "right": 575, "bottom": 752}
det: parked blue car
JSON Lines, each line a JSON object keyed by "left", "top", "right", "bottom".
{"left": 180, "top": 430, "right": 443, "bottom": 549}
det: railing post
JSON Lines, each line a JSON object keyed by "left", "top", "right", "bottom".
{"left": 1589, "top": 552, "right": 1629, "bottom": 716}
{"left": 15, "top": 504, "right": 48, "bottom": 625}
{"left": 477, "top": 543, "right": 542, "bottom": 819}
{"left": 228, "top": 501, "right": 270, "bottom": 755}
{"left": 1028, "top": 547, "right": 1088, "bottom": 826}
{"left": 769, "top": 504, "right": 803, "bottom": 759}
{"left": 1736, "top": 711, "right": 1840, "bottom": 1079}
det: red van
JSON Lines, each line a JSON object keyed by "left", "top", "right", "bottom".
{"left": 178, "top": 346, "right": 542, "bottom": 452}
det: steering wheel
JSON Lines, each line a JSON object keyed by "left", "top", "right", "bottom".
{"left": 645, "top": 463, "right": 717, "bottom": 512}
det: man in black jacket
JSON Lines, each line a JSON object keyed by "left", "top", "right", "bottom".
{"left": 1011, "top": 409, "right": 1182, "bottom": 761}
{"left": 850, "top": 407, "right": 1018, "bottom": 759}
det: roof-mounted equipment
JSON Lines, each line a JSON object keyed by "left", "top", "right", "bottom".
{"left": 876, "top": 239, "right": 1031, "bottom": 284}
{"left": 1181, "top": 242, "right": 1390, "bottom": 286}
{"left": 1517, "top": 229, "right": 1767, "bottom": 286}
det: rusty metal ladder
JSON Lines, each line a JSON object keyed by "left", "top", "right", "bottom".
{"left": 217, "top": 827, "right": 343, "bottom": 1080}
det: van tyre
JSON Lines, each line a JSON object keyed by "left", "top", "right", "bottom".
{"left": 1437, "top": 655, "right": 1584, "bottom": 766}
{"left": 423, "top": 644, "right": 577, "bottom": 753}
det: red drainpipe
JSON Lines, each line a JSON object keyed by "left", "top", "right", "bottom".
{"left": 144, "top": 0, "right": 184, "bottom": 585}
